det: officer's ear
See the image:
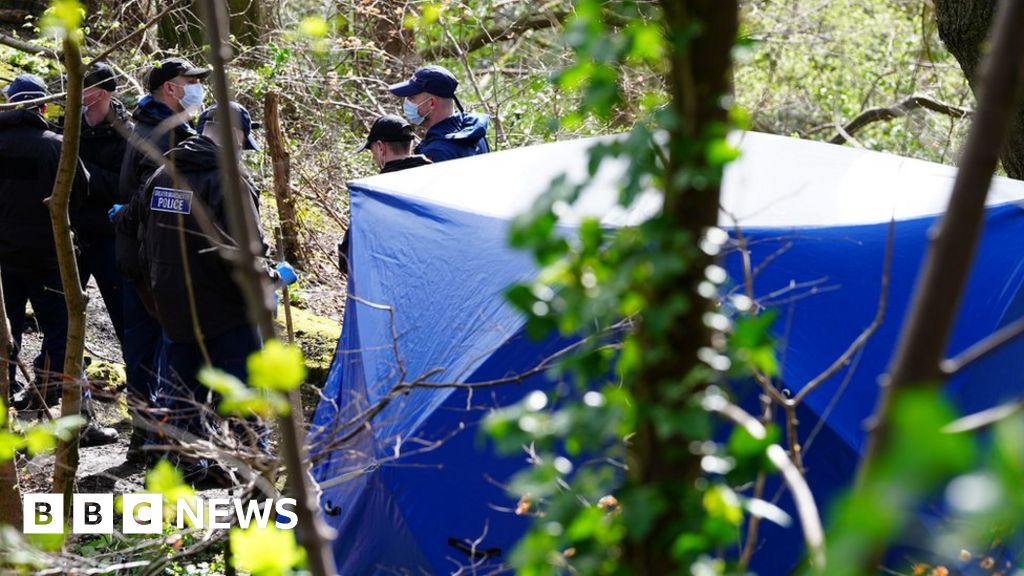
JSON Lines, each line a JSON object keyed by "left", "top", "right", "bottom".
{"left": 39, "top": 104, "right": 46, "bottom": 115}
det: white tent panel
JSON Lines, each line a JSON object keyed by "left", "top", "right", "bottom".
{"left": 350, "top": 131, "right": 1024, "bottom": 228}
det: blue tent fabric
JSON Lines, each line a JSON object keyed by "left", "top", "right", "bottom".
{"left": 309, "top": 132, "right": 1024, "bottom": 575}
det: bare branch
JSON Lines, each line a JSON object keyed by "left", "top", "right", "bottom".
{"left": 940, "top": 315, "right": 1024, "bottom": 376}
{"left": 943, "top": 399, "right": 1024, "bottom": 433}
{"left": 0, "top": 33, "right": 52, "bottom": 57}
{"left": 829, "top": 95, "right": 972, "bottom": 145}
{"left": 421, "top": 10, "right": 570, "bottom": 60}
{"left": 791, "top": 218, "right": 894, "bottom": 405}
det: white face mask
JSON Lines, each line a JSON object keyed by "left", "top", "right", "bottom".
{"left": 175, "top": 83, "right": 205, "bottom": 112}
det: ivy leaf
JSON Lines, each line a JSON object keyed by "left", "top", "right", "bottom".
{"left": 248, "top": 340, "right": 307, "bottom": 392}
{"left": 230, "top": 525, "right": 306, "bottom": 576}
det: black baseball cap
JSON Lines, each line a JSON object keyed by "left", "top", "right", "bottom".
{"left": 197, "top": 101, "right": 260, "bottom": 151}
{"left": 358, "top": 114, "right": 415, "bottom": 152}
{"left": 85, "top": 62, "right": 117, "bottom": 92}
{"left": 146, "top": 57, "right": 210, "bottom": 92}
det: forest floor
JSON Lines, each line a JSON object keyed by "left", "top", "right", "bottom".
{"left": 13, "top": 275, "right": 344, "bottom": 498}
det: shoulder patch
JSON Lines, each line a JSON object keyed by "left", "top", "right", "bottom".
{"left": 150, "top": 186, "right": 193, "bottom": 215}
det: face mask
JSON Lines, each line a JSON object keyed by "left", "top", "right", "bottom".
{"left": 176, "top": 83, "right": 205, "bottom": 112}
{"left": 403, "top": 98, "right": 426, "bottom": 126}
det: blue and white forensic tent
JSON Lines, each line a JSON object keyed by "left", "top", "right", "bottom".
{"left": 309, "top": 132, "right": 1024, "bottom": 575}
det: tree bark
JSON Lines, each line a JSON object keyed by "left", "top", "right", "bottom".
{"left": 49, "top": 38, "right": 87, "bottom": 518}
{"left": 935, "top": 0, "right": 1024, "bottom": 178}
{"left": 624, "top": 1, "right": 738, "bottom": 573}
{"left": 263, "top": 92, "right": 303, "bottom": 266}
{"left": 0, "top": 271, "right": 23, "bottom": 529}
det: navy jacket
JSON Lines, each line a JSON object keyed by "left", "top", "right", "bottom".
{"left": 143, "top": 135, "right": 271, "bottom": 342}
{"left": 0, "top": 109, "right": 89, "bottom": 268}
{"left": 114, "top": 95, "right": 195, "bottom": 283}
{"left": 416, "top": 112, "right": 490, "bottom": 162}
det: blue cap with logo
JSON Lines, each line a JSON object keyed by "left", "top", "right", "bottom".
{"left": 3, "top": 74, "right": 49, "bottom": 104}
{"left": 197, "top": 101, "right": 260, "bottom": 150}
{"left": 389, "top": 65, "right": 464, "bottom": 111}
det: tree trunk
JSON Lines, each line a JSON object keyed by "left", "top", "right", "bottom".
{"left": 0, "top": 271, "right": 23, "bottom": 529}
{"left": 935, "top": 0, "right": 1024, "bottom": 178}
{"left": 858, "top": 0, "right": 1024, "bottom": 569}
{"left": 263, "top": 92, "right": 304, "bottom": 266}
{"left": 196, "top": 2, "right": 336, "bottom": 574}
{"left": 624, "top": 1, "right": 738, "bottom": 573}
{"left": 49, "top": 38, "right": 87, "bottom": 518}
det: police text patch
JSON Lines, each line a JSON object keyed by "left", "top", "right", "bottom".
{"left": 151, "top": 187, "right": 193, "bottom": 215}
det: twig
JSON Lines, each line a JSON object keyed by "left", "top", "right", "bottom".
{"left": 88, "top": 0, "right": 192, "bottom": 67}
{"left": 703, "top": 392, "right": 825, "bottom": 571}
{"left": 943, "top": 399, "right": 1024, "bottom": 433}
{"left": 940, "top": 315, "right": 1024, "bottom": 376}
{"left": 421, "top": 10, "right": 569, "bottom": 60}
{"left": 791, "top": 217, "right": 894, "bottom": 405}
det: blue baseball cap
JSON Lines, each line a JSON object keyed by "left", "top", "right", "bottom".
{"left": 3, "top": 74, "right": 49, "bottom": 103}
{"left": 197, "top": 101, "right": 260, "bottom": 151}
{"left": 389, "top": 65, "right": 459, "bottom": 99}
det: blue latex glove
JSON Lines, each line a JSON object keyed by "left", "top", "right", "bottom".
{"left": 276, "top": 261, "right": 298, "bottom": 286}
{"left": 107, "top": 203, "right": 124, "bottom": 222}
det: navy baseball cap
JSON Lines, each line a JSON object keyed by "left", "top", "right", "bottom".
{"left": 3, "top": 74, "right": 48, "bottom": 103}
{"left": 358, "top": 114, "right": 415, "bottom": 151}
{"left": 389, "top": 65, "right": 459, "bottom": 98}
{"left": 197, "top": 102, "right": 260, "bottom": 151}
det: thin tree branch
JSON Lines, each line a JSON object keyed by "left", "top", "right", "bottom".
{"left": 421, "top": 10, "right": 570, "bottom": 60}
{"left": 940, "top": 315, "right": 1024, "bottom": 376}
{"left": 829, "top": 95, "right": 972, "bottom": 145}
{"left": 0, "top": 33, "right": 52, "bottom": 57}
{"left": 791, "top": 218, "right": 894, "bottom": 405}
{"left": 703, "top": 393, "right": 825, "bottom": 571}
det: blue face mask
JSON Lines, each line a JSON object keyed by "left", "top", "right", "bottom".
{"left": 176, "top": 83, "right": 205, "bottom": 113}
{"left": 403, "top": 98, "right": 425, "bottom": 126}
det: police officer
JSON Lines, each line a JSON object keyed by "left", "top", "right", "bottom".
{"left": 339, "top": 114, "right": 433, "bottom": 273}
{"left": 112, "top": 57, "right": 209, "bottom": 462}
{"left": 388, "top": 65, "right": 490, "bottom": 162}
{"left": 142, "top": 102, "right": 295, "bottom": 482}
{"left": 358, "top": 114, "right": 432, "bottom": 173}
{"left": 0, "top": 75, "right": 87, "bottom": 409}
{"left": 75, "top": 63, "right": 128, "bottom": 344}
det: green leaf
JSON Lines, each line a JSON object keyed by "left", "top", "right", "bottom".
{"left": 627, "top": 23, "right": 665, "bottom": 63}
{"left": 420, "top": 3, "right": 444, "bottom": 26}
{"left": 41, "top": 0, "right": 85, "bottom": 37}
{"left": 248, "top": 340, "right": 307, "bottom": 392}
{"left": 705, "top": 138, "right": 741, "bottom": 168}
{"left": 702, "top": 484, "right": 742, "bottom": 527}
{"left": 24, "top": 428, "right": 56, "bottom": 455}
{"left": 297, "top": 15, "right": 328, "bottom": 38}
{"left": 0, "top": 432, "right": 25, "bottom": 461}
{"left": 230, "top": 525, "right": 306, "bottom": 576}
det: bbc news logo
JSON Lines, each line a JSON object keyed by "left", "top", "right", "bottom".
{"left": 24, "top": 494, "right": 298, "bottom": 534}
